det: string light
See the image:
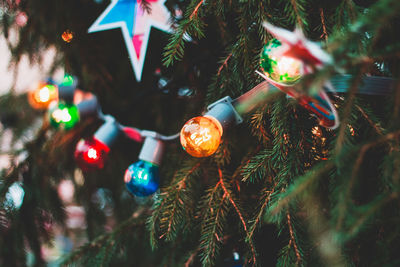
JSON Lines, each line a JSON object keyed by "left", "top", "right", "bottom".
{"left": 34, "top": 70, "right": 394, "bottom": 200}
{"left": 180, "top": 96, "right": 242, "bottom": 158}
{"left": 28, "top": 82, "right": 58, "bottom": 109}
{"left": 48, "top": 102, "right": 80, "bottom": 130}
{"left": 75, "top": 117, "right": 119, "bottom": 171}
{"left": 260, "top": 39, "right": 303, "bottom": 86}
{"left": 75, "top": 138, "right": 110, "bottom": 171}
{"left": 47, "top": 75, "right": 101, "bottom": 130}
{"left": 125, "top": 135, "right": 164, "bottom": 197}
{"left": 180, "top": 116, "right": 222, "bottom": 157}
{"left": 62, "top": 29, "right": 74, "bottom": 43}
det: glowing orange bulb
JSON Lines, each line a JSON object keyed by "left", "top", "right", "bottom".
{"left": 180, "top": 116, "right": 223, "bottom": 157}
{"left": 28, "top": 82, "right": 58, "bottom": 109}
{"left": 62, "top": 30, "right": 74, "bottom": 43}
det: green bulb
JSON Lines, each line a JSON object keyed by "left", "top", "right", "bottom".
{"left": 62, "top": 74, "right": 75, "bottom": 86}
{"left": 260, "top": 38, "right": 303, "bottom": 85}
{"left": 49, "top": 102, "right": 79, "bottom": 130}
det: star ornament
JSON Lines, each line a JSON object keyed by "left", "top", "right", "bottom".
{"left": 88, "top": 0, "right": 172, "bottom": 81}
{"left": 262, "top": 22, "right": 332, "bottom": 73}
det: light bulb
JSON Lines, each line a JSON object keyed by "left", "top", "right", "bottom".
{"left": 74, "top": 137, "right": 110, "bottom": 171}
{"left": 28, "top": 82, "right": 58, "bottom": 109}
{"left": 180, "top": 115, "right": 223, "bottom": 157}
{"left": 48, "top": 102, "right": 79, "bottom": 129}
{"left": 124, "top": 136, "right": 164, "bottom": 197}
{"left": 62, "top": 74, "right": 75, "bottom": 86}
{"left": 124, "top": 161, "right": 160, "bottom": 197}
{"left": 74, "top": 117, "right": 120, "bottom": 171}
{"left": 260, "top": 38, "right": 303, "bottom": 85}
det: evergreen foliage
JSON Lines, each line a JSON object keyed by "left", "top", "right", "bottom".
{"left": 1, "top": 0, "right": 400, "bottom": 266}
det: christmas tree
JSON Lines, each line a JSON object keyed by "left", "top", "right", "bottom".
{"left": 1, "top": 0, "right": 400, "bottom": 266}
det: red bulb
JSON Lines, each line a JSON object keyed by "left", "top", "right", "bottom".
{"left": 74, "top": 137, "right": 110, "bottom": 171}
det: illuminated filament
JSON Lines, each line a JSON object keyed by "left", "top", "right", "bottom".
{"left": 137, "top": 169, "right": 148, "bottom": 181}
{"left": 190, "top": 128, "right": 211, "bottom": 145}
{"left": 52, "top": 108, "right": 72, "bottom": 123}
{"left": 87, "top": 148, "right": 98, "bottom": 159}
{"left": 276, "top": 56, "right": 300, "bottom": 79}
{"left": 38, "top": 86, "right": 50, "bottom": 102}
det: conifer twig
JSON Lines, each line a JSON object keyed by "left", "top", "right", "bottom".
{"left": 348, "top": 192, "right": 398, "bottom": 237}
{"left": 355, "top": 104, "right": 384, "bottom": 136}
{"left": 287, "top": 212, "right": 302, "bottom": 265}
{"left": 290, "top": 0, "right": 304, "bottom": 28}
{"left": 336, "top": 129, "right": 400, "bottom": 230}
{"left": 247, "top": 182, "right": 277, "bottom": 241}
{"left": 335, "top": 68, "right": 365, "bottom": 155}
{"left": 200, "top": 183, "right": 228, "bottom": 266}
{"left": 160, "top": 163, "right": 201, "bottom": 239}
{"left": 319, "top": 8, "right": 328, "bottom": 42}
{"left": 232, "top": 146, "right": 261, "bottom": 181}
{"left": 217, "top": 168, "right": 257, "bottom": 265}
{"left": 270, "top": 161, "right": 334, "bottom": 215}
{"left": 392, "top": 79, "right": 400, "bottom": 122}
{"left": 218, "top": 168, "right": 247, "bottom": 233}
{"left": 190, "top": 0, "right": 204, "bottom": 20}
{"left": 163, "top": 0, "right": 205, "bottom": 66}
{"left": 217, "top": 53, "right": 232, "bottom": 76}
{"left": 185, "top": 248, "right": 200, "bottom": 267}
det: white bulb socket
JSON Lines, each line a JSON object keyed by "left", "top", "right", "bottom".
{"left": 77, "top": 97, "right": 100, "bottom": 120}
{"left": 138, "top": 137, "right": 164, "bottom": 166}
{"left": 58, "top": 85, "right": 75, "bottom": 104}
{"left": 94, "top": 117, "right": 120, "bottom": 148}
{"left": 205, "top": 96, "right": 243, "bottom": 130}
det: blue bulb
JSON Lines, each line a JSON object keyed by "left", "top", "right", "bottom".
{"left": 124, "top": 160, "right": 160, "bottom": 197}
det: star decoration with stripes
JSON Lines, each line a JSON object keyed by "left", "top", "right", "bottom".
{"left": 89, "top": 0, "right": 172, "bottom": 81}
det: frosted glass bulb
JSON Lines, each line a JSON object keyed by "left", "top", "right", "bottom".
{"left": 180, "top": 116, "right": 223, "bottom": 157}
{"left": 28, "top": 82, "right": 58, "bottom": 109}
{"left": 74, "top": 137, "right": 110, "bottom": 171}
{"left": 48, "top": 102, "right": 79, "bottom": 130}
{"left": 124, "top": 161, "right": 160, "bottom": 197}
{"left": 260, "top": 39, "right": 303, "bottom": 85}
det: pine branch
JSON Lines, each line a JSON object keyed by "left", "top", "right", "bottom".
{"left": 250, "top": 107, "right": 272, "bottom": 144}
{"left": 163, "top": 0, "right": 206, "bottom": 66}
{"left": 246, "top": 181, "right": 277, "bottom": 242}
{"left": 184, "top": 248, "right": 200, "bottom": 267}
{"left": 330, "top": 0, "right": 400, "bottom": 61}
{"left": 217, "top": 53, "right": 232, "bottom": 76}
{"left": 335, "top": 130, "right": 400, "bottom": 230}
{"left": 61, "top": 216, "right": 146, "bottom": 266}
{"left": 140, "top": 0, "right": 152, "bottom": 14}
{"left": 355, "top": 104, "right": 384, "bottom": 136}
{"left": 147, "top": 194, "right": 166, "bottom": 250}
{"left": 282, "top": 0, "right": 308, "bottom": 28}
{"left": 217, "top": 167, "right": 257, "bottom": 265}
{"left": 148, "top": 161, "right": 202, "bottom": 247}
{"left": 319, "top": 8, "right": 328, "bottom": 42}
{"left": 269, "top": 161, "right": 335, "bottom": 216}
{"left": 347, "top": 192, "right": 398, "bottom": 238}
{"left": 334, "top": 68, "right": 365, "bottom": 156}
{"left": 199, "top": 181, "right": 229, "bottom": 267}
{"left": 241, "top": 149, "right": 272, "bottom": 183}
{"left": 159, "top": 162, "right": 201, "bottom": 241}
{"left": 287, "top": 211, "right": 302, "bottom": 265}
